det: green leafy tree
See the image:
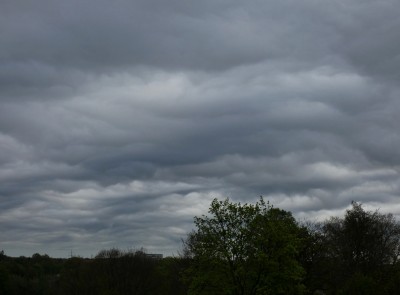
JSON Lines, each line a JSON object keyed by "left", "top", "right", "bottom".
{"left": 184, "top": 197, "right": 305, "bottom": 295}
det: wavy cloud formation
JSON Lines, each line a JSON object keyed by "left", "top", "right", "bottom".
{"left": 1, "top": 0, "right": 400, "bottom": 257}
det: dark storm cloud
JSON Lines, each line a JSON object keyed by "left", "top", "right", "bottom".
{"left": 0, "top": 0, "right": 348, "bottom": 96}
{"left": 1, "top": 0, "right": 400, "bottom": 257}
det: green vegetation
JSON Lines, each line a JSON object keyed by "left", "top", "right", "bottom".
{"left": 1, "top": 198, "right": 400, "bottom": 294}
{"left": 183, "top": 198, "right": 304, "bottom": 294}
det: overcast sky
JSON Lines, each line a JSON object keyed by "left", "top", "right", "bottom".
{"left": 1, "top": 0, "right": 400, "bottom": 257}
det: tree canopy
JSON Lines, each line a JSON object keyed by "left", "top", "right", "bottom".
{"left": 184, "top": 197, "right": 305, "bottom": 295}
{"left": 319, "top": 201, "right": 400, "bottom": 294}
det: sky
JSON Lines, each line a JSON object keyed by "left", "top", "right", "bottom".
{"left": 1, "top": 0, "right": 400, "bottom": 258}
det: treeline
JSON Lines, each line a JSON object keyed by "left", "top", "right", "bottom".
{"left": 1, "top": 198, "right": 400, "bottom": 294}
{"left": 0, "top": 249, "right": 189, "bottom": 295}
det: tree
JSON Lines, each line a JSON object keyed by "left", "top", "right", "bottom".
{"left": 183, "top": 197, "right": 305, "bottom": 295}
{"left": 93, "top": 248, "right": 159, "bottom": 295}
{"left": 155, "top": 257, "right": 190, "bottom": 295}
{"left": 322, "top": 201, "right": 400, "bottom": 293}
{"left": 297, "top": 222, "right": 328, "bottom": 294}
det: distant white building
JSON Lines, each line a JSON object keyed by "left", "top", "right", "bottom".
{"left": 145, "top": 253, "right": 163, "bottom": 259}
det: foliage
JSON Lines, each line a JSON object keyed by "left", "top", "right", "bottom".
{"left": 324, "top": 202, "right": 400, "bottom": 274}
{"left": 58, "top": 249, "right": 161, "bottom": 295}
{"left": 184, "top": 197, "right": 305, "bottom": 295}
{"left": 156, "top": 257, "right": 190, "bottom": 295}
{"left": 2, "top": 199, "right": 400, "bottom": 295}
{"left": 0, "top": 249, "right": 188, "bottom": 295}
{"left": 305, "top": 201, "right": 400, "bottom": 294}
{"left": 0, "top": 253, "right": 64, "bottom": 295}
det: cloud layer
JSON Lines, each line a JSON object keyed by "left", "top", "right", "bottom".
{"left": 1, "top": 0, "right": 400, "bottom": 257}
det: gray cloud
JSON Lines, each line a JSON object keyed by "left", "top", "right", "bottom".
{"left": 1, "top": 0, "right": 400, "bottom": 257}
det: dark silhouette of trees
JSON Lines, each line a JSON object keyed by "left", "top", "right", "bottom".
{"left": 0, "top": 251, "right": 10, "bottom": 294}
{"left": 157, "top": 256, "right": 190, "bottom": 295}
{"left": 321, "top": 201, "right": 400, "bottom": 294}
{"left": 0, "top": 248, "right": 190, "bottom": 295}
{"left": 297, "top": 222, "right": 328, "bottom": 294}
{"left": 0, "top": 252, "right": 64, "bottom": 295}
{"left": 57, "top": 248, "right": 163, "bottom": 295}
{"left": 300, "top": 201, "right": 400, "bottom": 294}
